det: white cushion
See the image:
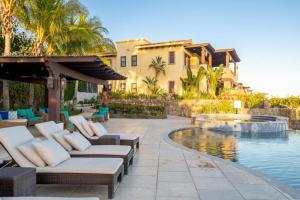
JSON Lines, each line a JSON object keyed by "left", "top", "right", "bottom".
{"left": 64, "top": 132, "right": 91, "bottom": 151}
{"left": 0, "top": 126, "right": 36, "bottom": 167}
{"left": 37, "top": 157, "right": 123, "bottom": 174}
{"left": 81, "top": 121, "right": 94, "bottom": 137}
{"left": 52, "top": 130, "right": 73, "bottom": 151}
{"left": 35, "top": 121, "right": 63, "bottom": 139}
{"left": 8, "top": 111, "right": 18, "bottom": 120}
{"left": 89, "top": 122, "right": 107, "bottom": 137}
{"left": 70, "top": 145, "right": 131, "bottom": 156}
{"left": 33, "top": 139, "right": 70, "bottom": 167}
{"left": 69, "top": 115, "right": 91, "bottom": 138}
{"left": 18, "top": 139, "right": 46, "bottom": 167}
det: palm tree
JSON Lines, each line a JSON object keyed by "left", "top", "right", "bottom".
{"left": 180, "top": 65, "right": 207, "bottom": 94}
{"left": 206, "top": 65, "right": 223, "bottom": 97}
{"left": 149, "top": 56, "right": 166, "bottom": 79}
{"left": 0, "top": 0, "right": 21, "bottom": 110}
{"left": 142, "top": 76, "right": 161, "bottom": 96}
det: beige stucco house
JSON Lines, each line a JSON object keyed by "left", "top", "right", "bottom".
{"left": 101, "top": 38, "right": 242, "bottom": 95}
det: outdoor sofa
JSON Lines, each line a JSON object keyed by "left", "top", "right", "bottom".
{"left": 17, "top": 109, "right": 45, "bottom": 126}
{"left": 0, "top": 111, "right": 27, "bottom": 128}
{"left": 70, "top": 115, "right": 139, "bottom": 149}
{"left": 35, "top": 121, "right": 134, "bottom": 174}
{"left": 0, "top": 126, "right": 124, "bottom": 199}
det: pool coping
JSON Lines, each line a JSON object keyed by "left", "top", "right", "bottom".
{"left": 163, "top": 125, "right": 300, "bottom": 200}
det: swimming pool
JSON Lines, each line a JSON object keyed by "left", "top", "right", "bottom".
{"left": 170, "top": 128, "right": 300, "bottom": 191}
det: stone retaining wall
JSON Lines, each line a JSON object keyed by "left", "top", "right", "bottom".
{"left": 291, "top": 120, "right": 300, "bottom": 130}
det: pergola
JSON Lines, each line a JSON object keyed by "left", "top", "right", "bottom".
{"left": 0, "top": 55, "right": 126, "bottom": 122}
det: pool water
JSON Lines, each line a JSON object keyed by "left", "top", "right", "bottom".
{"left": 170, "top": 128, "right": 300, "bottom": 190}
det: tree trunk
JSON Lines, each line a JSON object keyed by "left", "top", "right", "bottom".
{"left": 29, "top": 83, "right": 34, "bottom": 107}
{"left": 2, "top": 33, "right": 12, "bottom": 110}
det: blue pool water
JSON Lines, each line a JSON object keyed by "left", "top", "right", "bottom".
{"left": 170, "top": 128, "right": 300, "bottom": 190}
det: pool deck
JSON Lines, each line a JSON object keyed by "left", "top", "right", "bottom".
{"left": 1, "top": 117, "right": 299, "bottom": 200}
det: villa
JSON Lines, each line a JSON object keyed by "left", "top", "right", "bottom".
{"left": 102, "top": 38, "right": 244, "bottom": 95}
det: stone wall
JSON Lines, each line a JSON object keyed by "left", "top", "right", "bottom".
{"left": 247, "top": 108, "right": 296, "bottom": 128}
{"left": 291, "top": 120, "right": 300, "bottom": 130}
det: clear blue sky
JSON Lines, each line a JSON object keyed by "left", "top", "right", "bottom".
{"left": 80, "top": 0, "right": 300, "bottom": 97}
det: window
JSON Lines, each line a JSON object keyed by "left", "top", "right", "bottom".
{"left": 131, "top": 83, "right": 137, "bottom": 93}
{"left": 168, "top": 81, "right": 175, "bottom": 94}
{"left": 120, "top": 56, "right": 126, "bottom": 67}
{"left": 131, "top": 55, "right": 137, "bottom": 66}
{"left": 120, "top": 83, "right": 126, "bottom": 91}
{"left": 169, "top": 51, "right": 175, "bottom": 64}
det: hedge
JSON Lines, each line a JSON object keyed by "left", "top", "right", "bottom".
{"left": 108, "top": 103, "right": 167, "bottom": 119}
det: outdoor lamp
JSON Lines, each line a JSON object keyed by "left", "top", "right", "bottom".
{"left": 61, "top": 77, "right": 67, "bottom": 89}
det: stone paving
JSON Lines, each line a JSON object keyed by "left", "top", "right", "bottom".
{"left": 0, "top": 117, "right": 298, "bottom": 200}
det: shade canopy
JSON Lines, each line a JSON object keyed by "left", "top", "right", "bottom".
{"left": 0, "top": 55, "right": 126, "bottom": 84}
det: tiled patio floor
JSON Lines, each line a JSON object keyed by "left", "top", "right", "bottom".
{"left": 0, "top": 117, "right": 298, "bottom": 200}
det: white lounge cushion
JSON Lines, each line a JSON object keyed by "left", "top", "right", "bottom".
{"left": 81, "top": 121, "right": 94, "bottom": 137}
{"left": 69, "top": 115, "right": 91, "bottom": 138}
{"left": 0, "top": 126, "right": 36, "bottom": 167}
{"left": 2, "top": 197, "right": 99, "bottom": 200}
{"left": 2, "top": 198, "right": 99, "bottom": 200}
{"left": 37, "top": 157, "right": 123, "bottom": 174}
{"left": 18, "top": 139, "right": 46, "bottom": 167}
{"left": 70, "top": 145, "right": 131, "bottom": 156}
{"left": 53, "top": 130, "right": 73, "bottom": 151}
{"left": 64, "top": 132, "right": 91, "bottom": 151}
{"left": 89, "top": 122, "right": 107, "bottom": 137}
{"left": 35, "top": 121, "right": 63, "bottom": 139}
{"left": 33, "top": 139, "right": 70, "bottom": 167}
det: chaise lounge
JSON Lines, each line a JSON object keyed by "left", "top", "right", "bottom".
{"left": 69, "top": 115, "right": 139, "bottom": 149}
{"left": 35, "top": 121, "right": 134, "bottom": 174}
{"left": 0, "top": 126, "right": 124, "bottom": 199}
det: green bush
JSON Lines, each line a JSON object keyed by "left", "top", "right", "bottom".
{"left": 108, "top": 103, "right": 166, "bottom": 119}
{"left": 194, "top": 100, "right": 235, "bottom": 114}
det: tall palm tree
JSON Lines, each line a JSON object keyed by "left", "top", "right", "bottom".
{"left": 206, "top": 65, "right": 223, "bottom": 97}
{"left": 149, "top": 56, "right": 166, "bottom": 79}
{"left": 180, "top": 65, "right": 207, "bottom": 94}
{"left": 0, "top": 0, "right": 20, "bottom": 110}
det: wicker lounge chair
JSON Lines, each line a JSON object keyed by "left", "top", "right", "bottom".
{"left": 60, "top": 111, "right": 75, "bottom": 132}
{"left": 35, "top": 121, "right": 134, "bottom": 174}
{"left": 0, "top": 126, "right": 124, "bottom": 199}
{"left": 70, "top": 115, "right": 139, "bottom": 149}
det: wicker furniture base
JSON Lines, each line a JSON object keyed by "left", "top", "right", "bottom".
{"left": 120, "top": 137, "right": 140, "bottom": 149}
{"left": 0, "top": 167, "right": 36, "bottom": 197}
{"left": 37, "top": 165, "right": 124, "bottom": 199}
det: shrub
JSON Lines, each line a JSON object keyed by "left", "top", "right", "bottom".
{"left": 194, "top": 100, "right": 235, "bottom": 114}
{"left": 108, "top": 103, "right": 166, "bottom": 119}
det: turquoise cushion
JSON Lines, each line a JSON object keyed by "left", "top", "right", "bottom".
{"left": 61, "top": 111, "right": 69, "bottom": 120}
{"left": 99, "top": 107, "right": 109, "bottom": 113}
{"left": 26, "top": 109, "right": 35, "bottom": 118}
{"left": 0, "top": 114, "right": 2, "bottom": 121}
{"left": 68, "top": 122, "right": 74, "bottom": 128}
{"left": 28, "top": 116, "right": 43, "bottom": 122}
{"left": 17, "top": 109, "right": 26, "bottom": 117}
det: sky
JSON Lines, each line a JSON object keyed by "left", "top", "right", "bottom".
{"left": 80, "top": 0, "right": 300, "bottom": 97}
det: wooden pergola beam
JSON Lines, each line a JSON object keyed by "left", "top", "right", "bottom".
{"left": 46, "top": 60, "right": 104, "bottom": 84}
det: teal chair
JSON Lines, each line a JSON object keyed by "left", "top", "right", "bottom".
{"left": 92, "top": 106, "right": 109, "bottom": 122}
{"left": 60, "top": 111, "right": 74, "bottom": 131}
{"left": 17, "top": 108, "right": 44, "bottom": 126}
